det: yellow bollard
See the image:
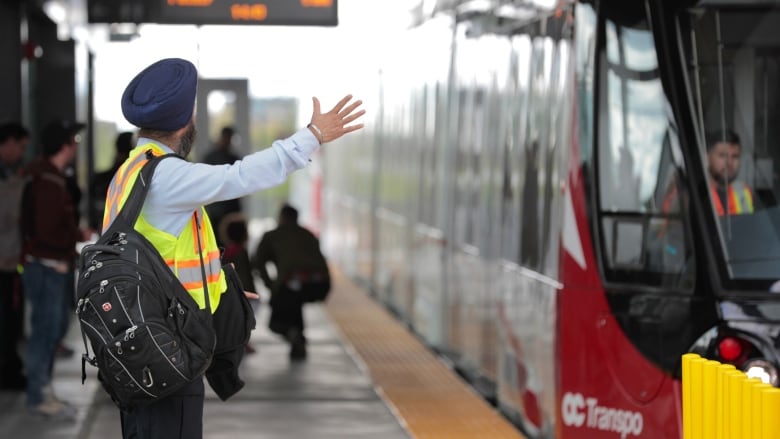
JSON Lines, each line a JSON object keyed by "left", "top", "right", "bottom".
{"left": 702, "top": 360, "right": 720, "bottom": 439}
{"left": 761, "top": 388, "right": 780, "bottom": 439}
{"left": 717, "top": 363, "right": 736, "bottom": 439}
{"left": 727, "top": 371, "right": 745, "bottom": 439}
{"left": 682, "top": 353, "right": 700, "bottom": 439}
{"left": 751, "top": 380, "right": 766, "bottom": 439}
{"left": 743, "top": 377, "right": 764, "bottom": 438}
{"left": 690, "top": 357, "right": 707, "bottom": 439}
{"left": 677, "top": 354, "right": 780, "bottom": 439}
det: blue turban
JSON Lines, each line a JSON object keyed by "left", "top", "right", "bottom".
{"left": 121, "top": 58, "right": 197, "bottom": 131}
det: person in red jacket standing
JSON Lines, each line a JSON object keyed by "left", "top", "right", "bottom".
{"left": 21, "top": 120, "right": 92, "bottom": 419}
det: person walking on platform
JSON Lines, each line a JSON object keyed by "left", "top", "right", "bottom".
{"left": 111, "top": 57, "right": 363, "bottom": 439}
{"left": 252, "top": 204, "right": 331, "bottom": 361}
{"left": 0, "top": 122, "right": 29, "bottom": 392}
{"left": 202, "top": 126, "right": 242, "bottom": 246}
{"left": 21, "top": 119, "right": 91, "bottom": 419}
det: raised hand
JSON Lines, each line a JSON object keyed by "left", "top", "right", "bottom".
{"left": 308, "top": 95, "right": 365, "bottom": 144}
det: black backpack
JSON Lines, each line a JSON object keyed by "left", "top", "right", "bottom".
{"left": 76, "top": 153, "right": 216, "bottom": 411}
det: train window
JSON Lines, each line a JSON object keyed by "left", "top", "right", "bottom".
{"left": 681, "top": 4, "right": 780, "bottom": 281}
{"left": 596, "top": 0, "right": 695, "bottom": 287}
{"left": 499, "top": 34, "right": 533, "bottom": 263}
{"left": 418, "top": 83, "right": 439, "bottom": 227}
{"left": 519, "top": 35, "right": 554, "bottom": 270}
{"left": 453, "top": 86, "right": 478, "bottom": 247}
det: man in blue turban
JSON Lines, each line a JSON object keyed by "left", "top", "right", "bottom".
{"left": 102, "top": 57, "right": 364, "bottom": 439}
{"left": 121, "top": 58, "right": 197, "bottom": 131}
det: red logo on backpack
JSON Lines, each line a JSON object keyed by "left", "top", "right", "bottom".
{"left": 102, "top": 302, "right": 112, "bottom": 312}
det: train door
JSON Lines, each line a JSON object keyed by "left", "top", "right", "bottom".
{"left": 446, "top": 20, "right": 485, "bottom": 378}
{"left": 494, "top": 6, "right": 572, "bottom": 437}
{"left": 408, "top": 16, "right": 456, "bottom": 349}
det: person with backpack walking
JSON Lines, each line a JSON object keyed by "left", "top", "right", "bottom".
{"left": 0, "top": 122, "right": 29, "bottom": 392}
{"left": 107, "top": 58, "right": 364, "bottom": 439}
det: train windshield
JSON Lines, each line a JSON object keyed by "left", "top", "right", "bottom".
{"left": 680, "top": 2, "right": 780, "bottom": 283}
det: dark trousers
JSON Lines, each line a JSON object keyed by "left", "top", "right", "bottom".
{"left": 120, "top": 377, "right": 205, "bottom": 439}
{"left": 0, "top": 270, "right": 25, "bottom": 386}
{"left": 23, "top": 262, "right": 68, "bottom": 406}
{"left": 268, "top": 286, "right": 305, "bottom": 338}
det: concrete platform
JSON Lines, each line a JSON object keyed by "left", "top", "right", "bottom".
{"left": 0, "top": 318, "right": 101, "bottom": 439}
{"left": 0, "top": 266, "right": 526, "bottom": 439}
{"left": 81, "top": 304, "right": 410, "bottom": 439}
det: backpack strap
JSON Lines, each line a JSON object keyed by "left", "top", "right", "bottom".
{"left": 112, "top": 151, "right": 213, "bottom": 316}
{"left": 114, "top": 151, "right": 177, "bottom": 227}
{"left": 193, "top": 212, "right": 213, "bottom": 317}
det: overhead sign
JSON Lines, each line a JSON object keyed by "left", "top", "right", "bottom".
{"left": 153, "top": 0, "right": 337, "bottom": 26}
{"left": 88, "top": 0, "right": 148, "bottom": 23}
{"left": 88, "top": 0, "right": 338, "bottom": 26}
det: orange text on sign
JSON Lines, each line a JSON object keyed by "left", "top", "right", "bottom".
{"left": 230, "top": 3, "right": 268, "bottom": 21}
{"left": 168, "top": 0, "right": 213, "bottom": 6}
{"left": 300, "top": 0, "right": 332, "bottom": 7}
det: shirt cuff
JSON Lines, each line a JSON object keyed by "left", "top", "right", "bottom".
{"left": 272, "top": 127, "right": 320, "bottom": 168}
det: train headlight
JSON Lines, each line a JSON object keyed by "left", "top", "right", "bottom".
{"left": 743, "top": 358, "right": 779, "bottom": 386}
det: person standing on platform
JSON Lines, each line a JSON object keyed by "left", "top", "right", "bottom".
{"left": 251, "top": 203, "right": 331, "bottom": 361}
{"left": 91, "top": 131, "right": 134, "bottom": 229}
{"left": 220, "top": 212, "right": 258, "bottom": 354}
{"left": 110, "top": 57, "right": 363, "bottom": 439}
{"left": 0, "top": 122, "right": 29, "bottom": 392}
{"left": 21, "top": 119, "right": 91, "bottom": 419}
{"left": 202, "top": 126, "right": 242, "bottom": 246}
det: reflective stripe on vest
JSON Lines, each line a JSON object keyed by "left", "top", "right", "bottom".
{"left": 710, "top": 181, "right": 754, "bottom": 216}
{"left": 102, "top": 144, "right": 226, "bottom": 312}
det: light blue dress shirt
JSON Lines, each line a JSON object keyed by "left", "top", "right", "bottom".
{"left": 137, "top": 127, "right": 319, "bottom": 237}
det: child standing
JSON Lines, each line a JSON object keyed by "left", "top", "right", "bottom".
{"left": 219, "top": 213, "right": 258, "bottom": 354}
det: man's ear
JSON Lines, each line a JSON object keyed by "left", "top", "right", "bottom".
{"left": 175, "top": 123, "right": 189, "bottom": 138}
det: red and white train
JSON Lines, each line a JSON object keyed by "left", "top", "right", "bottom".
{"left": 318, "top": 0, "right": 780, "bottom": 437}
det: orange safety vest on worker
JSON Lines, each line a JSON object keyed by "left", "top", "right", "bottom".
{"left": 102, "top": 143, "right": 226, "bottom": 311}
{"left": 710, "top": 181, "right": 754, "bottom": 216}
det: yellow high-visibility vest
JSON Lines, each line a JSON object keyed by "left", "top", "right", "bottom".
{"left": 710, "top": 181, "right": 754, "bottom": 216}
{"left": 102, "top": 143, "right": 226, "bottom": 312}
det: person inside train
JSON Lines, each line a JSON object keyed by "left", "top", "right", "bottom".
{"left": 705, "top": 129, "right": 755, "bottom": 216}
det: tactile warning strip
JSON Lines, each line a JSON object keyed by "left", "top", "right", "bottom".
{"left": 324, "top": 269, "right": 526, "bottom": 439}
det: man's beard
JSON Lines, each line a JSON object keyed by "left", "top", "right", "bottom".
{"left": 178, "top": 123, "right": 197, "bottom": 158}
